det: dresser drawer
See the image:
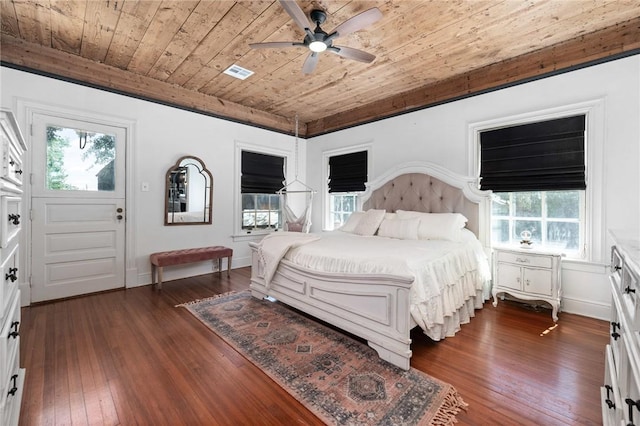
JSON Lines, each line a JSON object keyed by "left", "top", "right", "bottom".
{"left": 0, "top": 293, "right": 20, "bottom": 391}
{"left": 620, "top": 336, "right": 640, "bottom": 426}
{"left": 0, "top": 195, "right": 21, "bottom": 249}
{"left": 0, "top": 346, "right": 21, "bottom": 426}
{"left": 496, "top": 250, "right": 553, "bottom": 269}
{"left": 611, "top": 246, "right": 624, "bottom": 290}
{"left": 2, "top": 140, "right": 24, "bottom": 188}
{"left": 601, "top": 344, "right": 623, "bottom": 425}
{"left": 621, "top": 265, "right": 640, "bottom": 331}
{"left": 0, "top": 244, "right": 19, "bottom": 322}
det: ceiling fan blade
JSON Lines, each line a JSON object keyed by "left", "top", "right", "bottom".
{"left": 329, "top": 46, "right": 376, "bottom": 63}
{"left": 331, "top": 8, "right": 382, "bottom": 37}
{"left": 249, "top": 41, "right": 303, "bottom": 49}
{"left": 279, "top": 0, "right": 313, "bottom": 35}
{"left": 302, "top": 52, "right": 319, "bottom": 74}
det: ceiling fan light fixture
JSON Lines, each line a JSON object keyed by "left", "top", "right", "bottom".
{"left": 309, "top": 41, "right": 327, "bottom": 53}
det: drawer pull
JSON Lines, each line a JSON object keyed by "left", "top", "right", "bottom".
{"left": 611, "top": 321, "right": 620, "bottom": 333}
{"left": 626, "top": 398, "right": 640, "bottom": 425}
{"left": 15, "top": 169, "right": 22, "bottom": 175}
{"left": 611, "top": 331, "right": 620, "bottom": 340}
{"left": 625, "top": 286, "right": 637, "bottom": 294}
{"left": 5, "top": 267, "right": 17, "bottom": 282}
{"left": 613, "top": 265, "right": 622, "bottom": 272}
{"left": 8, "top": 213, "right": 20, "bottom": 225}
{"left": 7, "top": 374, "right": 18, "bottom": 397}
{"left": 604, "top": 385, "right": 615, "bottom": 409}
{"left": 515, "top": 257, "right": 530, "bottom": 263}
{"left": 8, "top": 321, "right": 19, "bottom": 339}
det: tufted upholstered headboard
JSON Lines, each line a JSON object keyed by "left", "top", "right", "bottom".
{"left": 360, "top": 162, "right": 491, "bottom": 240}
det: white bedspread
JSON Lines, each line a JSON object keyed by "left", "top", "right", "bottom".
{"left": 284, "top": 229, "right": 491, "bottom": 336}
{"left": 257, "top": 232, "right": 321, "bottom": 286}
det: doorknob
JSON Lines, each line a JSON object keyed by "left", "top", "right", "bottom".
{"left": 116, "top": 208, "right": 123, "bottom": 213}
{"left": 117, "top": 215, "right": 123, "bottom": 220}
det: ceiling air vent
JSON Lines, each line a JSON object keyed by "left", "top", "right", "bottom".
{"left": 223, "top": 64, "right": 254, "bottom": 80}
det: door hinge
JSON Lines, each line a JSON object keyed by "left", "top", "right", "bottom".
{"left": 30, "top": 124, "right": 33, "bottom": 136}
{"left": 30, "top": 173, "right": 34, "bottom": 185}
{"left": 30, "top": 209, "right": 33, "bottom": 221}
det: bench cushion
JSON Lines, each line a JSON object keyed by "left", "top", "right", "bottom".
{"left": 150, "top": 246, "right": 233, "bottom": 267}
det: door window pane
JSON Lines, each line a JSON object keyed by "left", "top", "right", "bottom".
{"left": 46, "top": 126, "right": 116, "bottom": 191}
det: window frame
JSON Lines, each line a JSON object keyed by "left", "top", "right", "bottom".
{"left": 468, "top": 99, "right": 605, "bottom": 262}
{"left": 234, "top": 142, "right": 291, "bottom": 239}
{"left": 322, "top": 143, "right": 372, "bottom": 231}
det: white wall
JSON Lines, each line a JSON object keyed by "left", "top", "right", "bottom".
{"left": 0, "top": 66, "right": 304, "bottom": 298}
{"left": 307, "top": 55, "right": 640, "bottom": 320}
{"left": 3, "top": 54, "right": 638, "bottom": 319}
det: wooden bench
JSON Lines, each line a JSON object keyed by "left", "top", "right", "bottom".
{"left": 149, "top": 246, "right": 233, "bottom": 290}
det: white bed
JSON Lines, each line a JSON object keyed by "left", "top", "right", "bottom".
{"left": 249, "top": 162, "right": 492, "bottom": 370}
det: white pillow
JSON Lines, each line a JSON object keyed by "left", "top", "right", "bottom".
{"left": 338, "top": 211, "right": 365, "bottom": 233}
{"left": 353, "top": 209, "right": 386, "bottom": 236}
{"left": 396, "top": 211, "right": 468, "bottom": 241}
{"left": 377, "top": 218, "right": 421, "bottom": 240}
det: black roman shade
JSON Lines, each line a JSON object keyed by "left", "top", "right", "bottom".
{"left": 480, "top": 115, "right": 586, "bottom": 192}
{"left": 241, "top": 151, "right": 285, "bottom": 193}
{"left": 328, "top": 151, "right": 368, "bottom": 193}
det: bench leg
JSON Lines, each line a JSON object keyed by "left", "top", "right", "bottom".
{"left": 227, "top": 256, "right": 232, "bottom": 277}
{"left": 218, "top": 258, "right": 222, "bottom": 278}
{"left": 151, "top": 264, "right": 157, "bottom": 288}
{"left": 157, "top": 266, "right": 163, "bottom": 290}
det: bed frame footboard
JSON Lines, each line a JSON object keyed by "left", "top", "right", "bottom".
{"left": 249, "top": 242, "right": 414, "bottom": 370}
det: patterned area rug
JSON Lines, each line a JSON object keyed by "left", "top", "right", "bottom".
{"left": 178, "top": 291, "right": 467, "bottom": 425}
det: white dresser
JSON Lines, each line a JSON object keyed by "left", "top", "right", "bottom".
{"left": 492, "top": 247, "right": 562, "bottom": 321}
{"left": 0, "top": 109, "right": 26, "bottom": 426}
{"left": 602, "top": 231, "right": 640, "bottom": 425}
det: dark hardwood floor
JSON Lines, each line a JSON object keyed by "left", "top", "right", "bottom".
{"left": 19, "top": 267, "right": 609, "bottom": 425}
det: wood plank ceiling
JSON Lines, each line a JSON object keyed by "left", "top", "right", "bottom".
{"left": 1, "top": 1, "right": 640, "bottom": 137}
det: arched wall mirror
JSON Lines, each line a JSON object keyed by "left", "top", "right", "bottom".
{"left": 165, "top": 156, "right": 213, "bottom": 225}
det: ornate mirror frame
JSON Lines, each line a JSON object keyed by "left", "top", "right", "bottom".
{"left": 164, "top": 155, "right": 213, "bottom": 225}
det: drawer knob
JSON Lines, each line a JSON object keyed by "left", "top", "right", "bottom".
{"left": 626, "top": 398, "right": 640, "bottom": 425}
{"left": 611, "top": 321, "right": 620, "bottom": 333}
{"left": 7, "top": 321, "right": 19, "bottom": 339}
{"left": 7, "top": 374, "right": 18, "bottom": 397}
{"left": 8, "top": 213, "right": 20, "bottom": 225}
{"left": 5, "top": 267, "right": 17, "bottom": 282}
{"left": 613, "top": 265, "right": 622, "bottom": 272}
{"left": 611, "top": 331, "right": 620, "bottom": 341}
{"left": 604, "top": 385, "right": 615, "bottom": 409}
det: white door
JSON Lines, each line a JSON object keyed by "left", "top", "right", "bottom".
{"left": 30, "top": 113, "right": 126, "bottom": 302}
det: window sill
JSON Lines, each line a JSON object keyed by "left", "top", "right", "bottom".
{"left": 232, "top": 230, "right": 280, "bottom": 242}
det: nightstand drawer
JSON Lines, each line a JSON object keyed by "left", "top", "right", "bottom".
{"left": 496, "top": 251, "right": 553, "bottom": 269}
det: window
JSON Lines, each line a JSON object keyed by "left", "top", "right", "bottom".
{"left": 46, "top": 125, "right": 116, "bottom": 191}
{"left": 480, "top": 115, "right": 586, "bottom": 257}
{"left": 329, "top": 194, "right": 358, "bottom": 229}
{"left": 241, "top": 150, "right": 285, "bottom": 233}
{"left": 325, "top": 149, "right": 368, "bottom": 230}
{"left": 491, "top": 191, "right": 584, "bottom": 255}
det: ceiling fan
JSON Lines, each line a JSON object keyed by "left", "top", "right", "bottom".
{"left": 249, "top": 0, "right": 382, "bottom": 74}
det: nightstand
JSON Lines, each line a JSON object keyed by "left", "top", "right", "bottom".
{"left": 491, "top": 247, "right": 562, "bottom": 321}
